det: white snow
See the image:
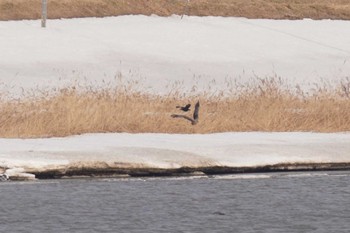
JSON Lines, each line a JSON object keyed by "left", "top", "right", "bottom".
{"left": 1, "top": 15, "right": 350, "bottom": 97}
{"left": 1, "top": 16, "right": 350, "bottom": 178}
{"left": 0, "top": 132, "right": 349, "bottom": 176}
{"left": 4, "top": 168, "right": 35, "bottom": 181}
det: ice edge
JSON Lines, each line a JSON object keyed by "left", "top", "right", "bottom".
{"left": 2, "top": 162, "right": 350, "bottom": 181}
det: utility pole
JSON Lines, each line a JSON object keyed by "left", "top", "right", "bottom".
{"left": 41, "top": 0, "right": 47, "bottom": 27}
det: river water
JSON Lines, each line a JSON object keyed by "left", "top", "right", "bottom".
{"left": 1, "top": 171, "right": 349, "bottom": 233}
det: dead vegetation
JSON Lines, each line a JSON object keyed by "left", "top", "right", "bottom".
{"left": 1, "top": 1, "right": 349, "bottom": 138}
{"left": 1, "top": 78, "right": 350, "bottom": 138}
{"left": 1, "top": 0, "right": 350, "bottom": 21}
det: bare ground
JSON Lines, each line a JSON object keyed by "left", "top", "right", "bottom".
{"left": 1, "top": 0, "right": 350, "bottom": 20}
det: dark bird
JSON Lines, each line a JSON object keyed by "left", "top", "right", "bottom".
{"left": 171, "top": 101, "right": 200, "bottom": 125}
{"left": 176, "top": 103, "right": 191, "bottom": 112}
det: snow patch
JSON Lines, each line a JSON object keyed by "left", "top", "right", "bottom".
{"left": 1, "top": 16, "right": 350, "bottom": 97}
{"left": 0, "top": 132, "right": 350, "bottom": 178}
{"left": 4, "top": 168, "right": 36, "bottom": 181}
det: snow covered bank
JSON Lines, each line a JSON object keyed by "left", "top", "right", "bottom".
{"left": 1, "top": 16, "right": 350, "bottom": 180}
{"left": 1, "top": 16, "right": 350, "bottom": 97}
{"left": 1, "top": 132, "right": 349, "bottom": 180}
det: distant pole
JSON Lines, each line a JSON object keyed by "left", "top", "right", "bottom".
{"left": 41, "top": 0, "right": 47, "bottom": 27}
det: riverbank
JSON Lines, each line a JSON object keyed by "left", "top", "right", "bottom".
{"left": 1, "top": 16, "right": 349, "bottom": 180}
{"left": 1, "top": 132, "right": 350, "bottom": 181}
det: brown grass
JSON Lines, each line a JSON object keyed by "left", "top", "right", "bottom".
{"left": 1, "top": 78, "right": 350, "bottom": 138}
{"left": 1, "top": 0, "right": 350, "bottom": 21}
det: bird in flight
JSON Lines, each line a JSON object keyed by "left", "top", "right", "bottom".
{"left": 176, "top": 103, "right": 191, "bottom": 112}
{"left": 171, "top": 101, "right": 200, "bottom": 125}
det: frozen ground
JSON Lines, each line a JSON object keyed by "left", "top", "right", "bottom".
{"left": 1, "top": 132, "right": 350, "bottom": 180}
{"left": 1, "top": 16, "right": 350, "bottom": 180}
{"left": 1, "top": 15, "right": 350, "bottom": 97}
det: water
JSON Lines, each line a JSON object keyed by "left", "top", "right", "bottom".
{"left": 1, "top": 171, "right": 350, "bottom": 233}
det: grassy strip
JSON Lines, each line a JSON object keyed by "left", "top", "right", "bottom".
{"left": 1, "top": 0, "right": 350, "bottom": 21}
{"left": 1, "top": 78, "right": 350, "bottom": 138}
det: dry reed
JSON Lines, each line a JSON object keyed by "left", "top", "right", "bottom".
{"left": 1, "top": 78, "right": 350, "bottom": 138}
{"left": 1, "top": 0, "right": 350, "bottom": 21}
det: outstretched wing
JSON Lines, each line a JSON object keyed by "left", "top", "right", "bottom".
{"left": 193, "top": 101, "right": 200, "bottom": 121}
{"left": 171, "top": 114, "right": 195, "bottom": 124}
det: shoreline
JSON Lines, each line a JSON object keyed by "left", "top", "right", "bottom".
{"left": 3, "top": 162, "right": 350, "bottom": 181}
{"left": 1, "top": 132, "right": 350, "bottom": 181}
{"left": 33, "top": 162, "right": 350, "bottom": 180}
